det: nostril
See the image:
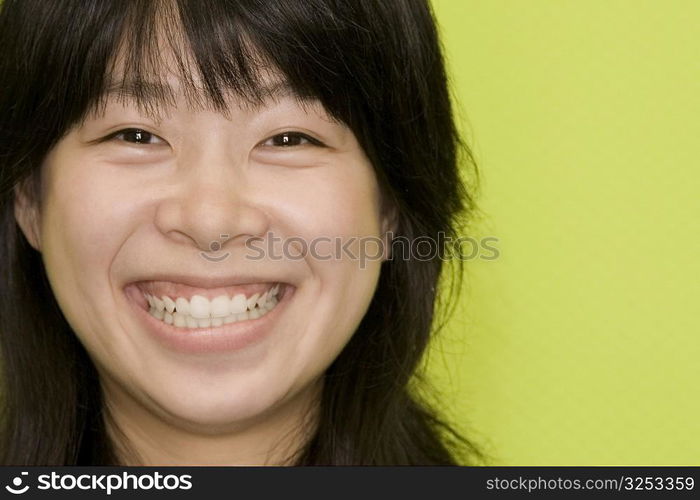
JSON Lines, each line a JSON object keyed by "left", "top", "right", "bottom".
{"left": 165, "top": 230, "right": 200, "bottom": 248}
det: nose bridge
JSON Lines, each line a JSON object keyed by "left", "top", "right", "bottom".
{"left": 155, "top": 143, "right": 269, "bottom": 252}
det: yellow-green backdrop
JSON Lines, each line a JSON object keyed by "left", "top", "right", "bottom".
{"left": 428, "top": 0, "right": 699, "bottom": 465}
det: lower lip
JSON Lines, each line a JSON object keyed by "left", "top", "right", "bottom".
{"left": 125, "top": 285, "right": 293, "bottom": 354}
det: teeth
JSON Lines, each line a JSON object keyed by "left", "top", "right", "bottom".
{"left": 247, "top": 293, "right": 260, "bottom": 310}
{"left": 144, "top": 283, "right": 283, "bottom": 329}
{"left": 173, "top": 312, "right": 186, "bottom": 327}
{"left": 210, "top": 295, "right": 230, "bottom": 318}
{"left": 189, "top": 295, "right": 210, "bottom": 319}
{"left": 163, "top": 296, "right": 176, "bottom": 313}
{"left": 230, "top": 294, "right": 247, "bottom": 314}
{"left": 175, "top": 297, "right": 190, "bottom": 315}
{"left": 154, "top": 296, "right": 165, "bottom": 312}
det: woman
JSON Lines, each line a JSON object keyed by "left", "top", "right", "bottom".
{"left": 0, "top": 0, "right": 483, "bottom": 465}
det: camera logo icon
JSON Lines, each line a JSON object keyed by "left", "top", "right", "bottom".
{"left": 200, "top": 234, "right": 231, "bottom": 262}
{"left": 5, "top": 471, "right": 29, "bottom": 494}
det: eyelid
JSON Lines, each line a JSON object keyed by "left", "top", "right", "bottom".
{"left": 258, "top": 131, "right": 326, "bottom": 148}
{"left": 92, "top": 127, "right": 167, "bottom": 145}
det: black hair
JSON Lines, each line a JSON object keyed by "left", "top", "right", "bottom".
{"left": 0, "top": 0, "right": 485, "bottom": 465}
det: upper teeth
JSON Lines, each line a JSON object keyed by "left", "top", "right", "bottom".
{"left": 144, "top": 283, "right": 280, "bottom": 328}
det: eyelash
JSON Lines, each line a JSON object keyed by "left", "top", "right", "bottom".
{"left": 108, "top": 128, "right": 164, "bottom": 145}
{"left": 104, "top": 128, "right": 325, "bottom": 148}
{"left": 259, "top": 132, "right": 324, "bottom": 148}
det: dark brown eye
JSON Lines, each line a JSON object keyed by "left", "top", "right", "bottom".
{"left": 114, "top": 128, "right": 164, "bottom": 145}
{"left": 262, "top": 132, "right": 322, "bottom": 147}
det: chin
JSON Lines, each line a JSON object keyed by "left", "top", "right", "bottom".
{"left": 141, "top": 374, "right": 296, "bottom": 431}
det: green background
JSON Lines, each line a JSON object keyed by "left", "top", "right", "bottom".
{"left": 428, "top": 0, "right": 699, "bottom": 465}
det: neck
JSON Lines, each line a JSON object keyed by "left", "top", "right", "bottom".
{"left": 99, "top": 377, "right": 321, "bottom": 466}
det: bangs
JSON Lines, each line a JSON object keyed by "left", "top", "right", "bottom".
{"left": 88, "top": 0, "right": 329, "bottom": 122}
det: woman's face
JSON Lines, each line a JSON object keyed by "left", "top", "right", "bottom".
{"left": 15, "top": 70, "right": 389, "bottom": 435}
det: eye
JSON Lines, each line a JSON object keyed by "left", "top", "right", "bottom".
{"left": 260, "top": 131, "right": 324, "bottom": 148}
{"left": 110, "top": 128, "right": 166, "bottom": 145}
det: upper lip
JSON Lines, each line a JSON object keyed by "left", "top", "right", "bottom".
{"left": 126, "top": 272, "right": 291, "bottom": 290}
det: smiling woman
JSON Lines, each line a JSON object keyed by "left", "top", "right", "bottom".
{"left": 0, "top": 0, "right": 483, "bottom": 465}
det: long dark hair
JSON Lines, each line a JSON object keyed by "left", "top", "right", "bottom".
{"left": 0, "top": 0, "right": 485, "bottom": 465}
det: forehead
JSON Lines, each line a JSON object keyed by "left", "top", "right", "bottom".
{"left": 85, "top": 66, "right": 326, "bottom": 126}
{"left": 85, "top": 13, "right": 320, "bottom": 122}
{"left": 97, "top": 76, "right": 307, "bottom": 111}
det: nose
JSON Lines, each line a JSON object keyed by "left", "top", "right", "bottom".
{"left": 154, "top": 149, "right": 270, "bottom": 253}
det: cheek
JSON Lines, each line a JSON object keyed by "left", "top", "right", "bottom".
{"left": 268, "top": 164, "right": 384, "bottom": 365}
{"left": 43, "top": 168, "right": 135, "bottom": 263}
{"left": 39, "top": 154, "right": 144, "bottom": 328}
{"left": 268, "top": 163, "right": 383, "bottom": 243}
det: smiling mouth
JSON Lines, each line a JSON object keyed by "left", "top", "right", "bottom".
{"left": 129, "top": 280, "right": 288, "bottom": 329}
